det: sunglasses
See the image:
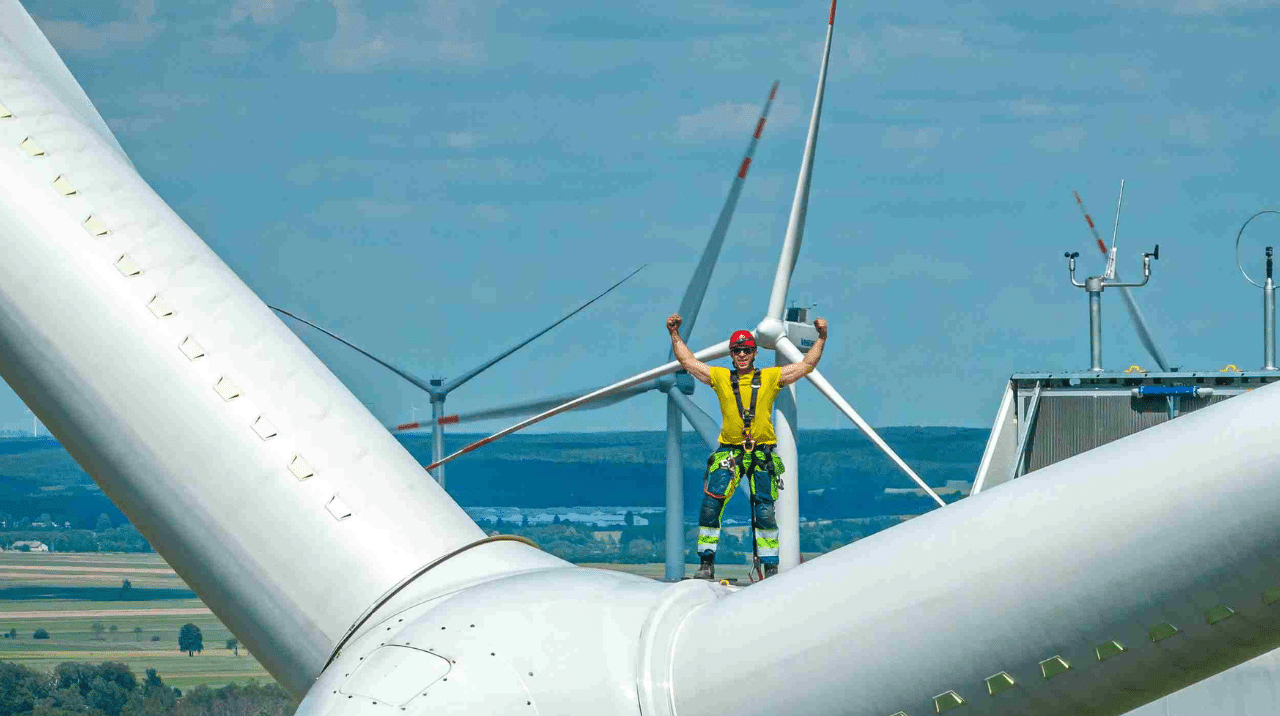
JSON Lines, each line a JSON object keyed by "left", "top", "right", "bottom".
{"left": 730, "top": 347, "right": 756, "bottom": 356}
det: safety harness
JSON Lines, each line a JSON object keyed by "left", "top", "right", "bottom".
{"left": 729, "top": 368, "right": 767, "bottom": 579}
{"left": 730, "top": 368, "right": 762, "bottom": 451}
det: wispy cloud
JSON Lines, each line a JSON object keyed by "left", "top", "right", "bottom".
{"left": 303, "top": 0, "right": 488, "bottom": 71}
{"left": 882, "top": 126, "right": 943, "bottom": 151}
{"left": 1030, "top": 127, "right": 1086, "bottom": 152}
{"left": 230, "top": 0, "right": 303, "bottom": 25}
{"left": 1168, "top": 111, "right": 1213, "bottom": 146}
{"left": 37, "top": 0, "right": 164, "bottom": 56}
{"left": 673, "top": 99, "right": 799, "bottom": 142}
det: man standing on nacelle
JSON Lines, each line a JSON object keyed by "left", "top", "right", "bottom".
{"left": 666, "top": 313, "right": 828, "bottom": 580}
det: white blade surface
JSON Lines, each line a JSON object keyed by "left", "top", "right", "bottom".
{"left": 775, "top": 336, "right": 945, "bottom": 507}
{"left": 403, "top": 382, "right": 656, "bottom": 428}
{"left": 766, "top": 3, "right": 836, "bottom": 321}
{"left": 676, "top": 80, "right": 780, "bottom": 345}
{"left": 426, "top": 341, "right": 731, "bottom": 470}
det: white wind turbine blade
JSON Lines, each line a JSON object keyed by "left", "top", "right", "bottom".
{"left": 442, "top": 265, "right": 645, "bottom": 392}
{"left": 270, "top": 305, "right": 435, "bottom": 393}
{"left": 404, "top": 382, "right": 657, "bottom": 429}
{"left": 765, "top": 5, "right": 836, "bottom": 321}
{"left": 270, "top": 265, "right": 645, "bottom": 397}
{"left": 675, "top": 80, "right": 780, "bottom": 346}
{"left": 775, "top": 336, "right": 945, "bottom": 507}
{"left": 667, "top": 388, "right": 721, "bottom": 450}
{"left": 426, "top": 341, "right": 732, "bottom": 470}
{"left": 1072, "top": 189, "right": 1170, "bottom": 371}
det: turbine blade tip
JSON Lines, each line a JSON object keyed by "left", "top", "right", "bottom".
{"left": 439, "top": 415, "right": 460, "bottom": 425}
{"left": 829, "top": 0, "right": 837, "bottom": 25}
{"left": 396, "top": 421, "right": 421, "bottom": 431}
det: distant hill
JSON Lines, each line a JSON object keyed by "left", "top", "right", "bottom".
{"left": 0, "top": 428, "right": 988, "bottom": 527}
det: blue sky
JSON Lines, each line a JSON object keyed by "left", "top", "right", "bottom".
{"left": 5, "top": 0, "right": 1280, "bottom": 435}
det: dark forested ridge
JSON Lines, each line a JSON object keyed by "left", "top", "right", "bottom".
{"left": 0, "top": 428, "right": 987, "bottom": 526}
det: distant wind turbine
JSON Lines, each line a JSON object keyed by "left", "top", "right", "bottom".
{"left": 428, "top": 12, "right": 947, "bottom": 574}
{"left": 413, "top": 81, "right": 783, "bottom": 581}
{"left": 269, "top": 266, "right": 643, "bottom": 488}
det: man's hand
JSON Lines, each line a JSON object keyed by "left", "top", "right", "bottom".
{"left": 666, "top": 313, "right": 683, "bottom": 335}
{"left": 814, "top": 317, "right": 828, "bottom": 340}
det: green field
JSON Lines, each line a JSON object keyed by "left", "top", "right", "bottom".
{"left": 0, "top": 551, "right": 800, "bottom": 689}
{"left": 0, "top": 552, "right": 269, "bottom": 689}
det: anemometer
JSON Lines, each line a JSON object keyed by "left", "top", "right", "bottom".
{"left": 1063, "top": 181, "right": 1161, "bottom": 372}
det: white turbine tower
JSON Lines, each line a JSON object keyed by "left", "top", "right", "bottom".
{"left": 429, "top": 6, "right": 947, "bottom": 572}
{"left": 268, "top": 266, "right": 642, "bottom": 489}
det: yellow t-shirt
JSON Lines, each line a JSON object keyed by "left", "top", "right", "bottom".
{"left": 708, "top": 366, "right": 783, "bottom": 445}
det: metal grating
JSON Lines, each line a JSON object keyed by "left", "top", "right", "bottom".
{"left": 1206, "top": 604, "right": 1235, "bottom": 625}
{"left": 1096, "top": 640, "right": 1127, "bottom": 661}
{"left": 83, "top": 215, "right": 110, "bottom": 236}
{"left": 251, "top": 416, "right": 278, "bottom": 440}
{"left": 1149, "top": 622, "right": 1179, "bottom": 642}
{"left": 326, "top": 494, "right": 353, "bottom": 521}
{"left": 19, "top": 136, "right": 44, "bottom": 156}
{"left": 114, "top": 254, "right": 141, "bottom": 277}
{"left": 214, "top": 377, "right": 241, "bottom": 401}
{"left": 179, "top": 336, "right": 205, "bottom": 360}
{"left": 147, "top": 295, "right": 173, "bottom": 318}
{"left": 933, "top": 691, "right": 964, "bottom": 713}
{"left": 1040, "top": 655, "right": 1070, "bottom": 679}
{"left": 1026, "top": 395, "right": 1168, "bottom": 472}
{"left": 52, "top": 175, "right": 76, "bottom": 196}
{"left": 289, "top": 454, "right": 314, "bottom": 481}
{"left": 985, "top": 671, "right": 1016, "bottom": 696}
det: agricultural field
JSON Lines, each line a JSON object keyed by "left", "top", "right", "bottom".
{"left": 0, "top": 551, "right": 269, "bottom": 689}
{"left": 0, "top": 550, "right": 804, "bottom": 690}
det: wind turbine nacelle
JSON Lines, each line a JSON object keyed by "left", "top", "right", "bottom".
{"left": 784, "top": 321, "right": 819, "bottom": 354}
{"left": 296, "top": 567, "right": 698, "bottom": 716}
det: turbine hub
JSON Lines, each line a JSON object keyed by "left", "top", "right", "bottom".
{"left": 656, "top": 374, "right": 676, "bottom": 392}
{"left": 754, "top": 317, "right": 787, "bottom": 349}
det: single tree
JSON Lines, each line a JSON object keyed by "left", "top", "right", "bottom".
{"left": 91, "top": 622, "right": 105, "bottom": 640}
{"left": 624, "top": 510, "right": 634, "bottom": 526}
{"left": 178, "top": 623, "right": 203, "bottom": 656}
{"left": 109, "top": 624, "right": 118, "bottom": 640}
{"left": 121, "top": 578, "right": 132, "bottom": 591}
{"left": 32, "top": 628, "right": 49, "bottom": 639}
{"left": 95, "top": 513, "right": 112, "bottom": 531}
{"left": 133, "top": 626, "right": 143, "bottom": 642}
{"left": 225, "top": 637, "right": 239, "bottom": 656}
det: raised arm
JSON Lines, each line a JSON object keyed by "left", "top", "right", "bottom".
{"left": 666, "top": 314, "right": 712, "bottom": 385}
{"left": 778, "top": 317, "right": 827, "bottom": 386}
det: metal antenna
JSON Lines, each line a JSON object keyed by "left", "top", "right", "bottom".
{"left": 1105, "top": 180, "right": 1124, "bottom": 279}
{"left": 1234, "top": 210, "right": 1280, "bottom": 370}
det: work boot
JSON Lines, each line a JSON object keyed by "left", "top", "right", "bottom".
{"left": 763, "top": 563, "right": 778, "bottom": 579}
{"left": 693, "top": 554, "right": 715, "bottom": 580}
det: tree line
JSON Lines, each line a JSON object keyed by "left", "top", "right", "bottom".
{"left": 0, "top": 661, "right": 294, "bottom": 716}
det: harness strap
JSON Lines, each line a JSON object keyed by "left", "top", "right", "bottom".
{"left": 729, "top": 368, "right": 762, "bottom": 448}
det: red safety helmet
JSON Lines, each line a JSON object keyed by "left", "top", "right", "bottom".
{"left": 729, "top": 330, "right": 756, "bottom": 349}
